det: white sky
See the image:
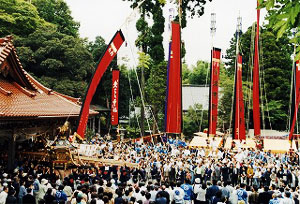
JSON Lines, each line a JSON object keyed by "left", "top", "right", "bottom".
{"left": 65, "top": 0, "right": 266, "bottom": 67}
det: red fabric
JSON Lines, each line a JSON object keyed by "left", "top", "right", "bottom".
{"left": 234, "top": 54, "right": 246, "bottom": 140}
{"left": 111, "top": 70, "right": 120, "bottom": 126}
{"left": 77, "top": 31, "right": 125, "bottom": 138}
{"left": 289, "top": 60, "right": 300, "bottom": 140}
{"left": 165, "top": 22, "right": 182, "bottom": 134}
{"left": 208, "top": 48, "right": 221, "bottom": 136}
{"left": 253, "top": 2, "right": 261, "bottom": 137}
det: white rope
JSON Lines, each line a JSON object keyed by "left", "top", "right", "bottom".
{"left": 123, "top": 30, "right": 152, "bottom": 135}
{"left": 199, "top": 63, "right": 210, "bottom": 132}
{"left": 246, "top": 23, "right": 255, "bottom": 134}
{"left": 288, "top": 44, "right": 297, "bottom": 131}
{"left": 259, "top": 30, "right": 273, "bottom": 130}
{"left": 127, "top": 68, "right": 143, "bottom": 137}
{"left": 258, "top": 26, "right": 266, "bottom": 133}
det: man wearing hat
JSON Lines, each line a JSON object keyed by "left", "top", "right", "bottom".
{"left": 37, "top": 179, "right": 48, "bottom": 203}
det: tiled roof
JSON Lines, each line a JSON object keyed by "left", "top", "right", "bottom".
{"left": 0, "top": 36, "right": 98, "bottom": 118}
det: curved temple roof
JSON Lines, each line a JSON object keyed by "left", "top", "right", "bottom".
{"left": 0, "top": 36, "right": 97, "bottom": 119}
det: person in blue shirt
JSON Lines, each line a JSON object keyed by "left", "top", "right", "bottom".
{"left": 206, "top": 180, "right": 219, "bottom": 202}
{"left": 181, "top": 179, "right": 193, "bottom": 204}
{"left": 237, "top": 183, "right": 248, "bottom": 204}
{"left": 55, "top": 185, "right": 68, "bottom": 204}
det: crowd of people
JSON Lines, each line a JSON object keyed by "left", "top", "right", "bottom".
{"left": 0, "top": 137, "right": 300, "bottom": 204}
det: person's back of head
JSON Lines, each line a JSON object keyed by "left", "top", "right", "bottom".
{"left": 130, "top": 196, "right": 136, "bottom": 203}
{"left": 212, "top": 180, "right": 217, "bottom": 186}
{"left": 216, "top": 190, "right": 222, "bottom": 198}
{"left": 125, "top": 190, "right": 130, "bottom": 197}
{"left": 240, "top": 183, "right": 246, "bottom": 189}
{"left": 26, "top": 188, "right": 32, "bottom": 194}
{"left": 8, "top": 189, "right": 15, "bottom": 196}
{"left": 117, "top": 190, "right": 123, "bottom": 198}
{"left": 91, "top": 192, "right": 98, "bottom": 199}
{"left": 58, "top": 185, "right": 64, "bottom": 191}
{"left": 145, "top": 193, "right": 151, "bottom": 200}
{"left": 285, "top": 191, "right": 291, "bottom": 198}
{"left": 253, "top": 186, "right": 258, "bottom": 192}
{"left": 264, "top": 186, "right": 269, "bottom": 192}
{"left": 139, "top": 182, "right": 145, "bottom": 188}
{"left": 220, "top": 196, "right": 227, "bottom": 203}
{"left": 135, "top": 187, "right": 140, "bottom": 194}
{"left": 176, "top": 182, "right": 181, "bottom": 188}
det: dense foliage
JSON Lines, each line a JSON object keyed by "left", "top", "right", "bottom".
{"left": 222, "top": 25, "right": 293, "bottom": 131}
{"left": 259, "top": 0, "right": 300, "bottom": 60}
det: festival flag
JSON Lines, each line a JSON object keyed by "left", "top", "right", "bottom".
{"left": 233, "top": 54, "right": 246, "bottom": 140}
{"left": 165, "top": 22, "right": 182, "bottom": 134}
{"left": 76, "top": 31, "right": 125, "bottom": 138}
{"left": 208, "top": 48, "right": 221, "bottom": 136}
{"left": 253, "top": 1, "right": 261, "bottom": 137}
{"left": 289, "top": 60, "right": 300, "bottom": 140}
{"left": 111, "top": 69, "right": 120, "bottom": 126}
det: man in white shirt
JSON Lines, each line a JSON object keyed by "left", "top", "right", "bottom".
{"left": 280, "top": 191, "right": 294, "bottom": 204}
{"left": 0, "top": 186, "right": 8, "bottom": 204}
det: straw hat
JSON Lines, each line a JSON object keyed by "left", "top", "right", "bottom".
{"left": 41, "top": 179, "right": 48, "bottom": 185}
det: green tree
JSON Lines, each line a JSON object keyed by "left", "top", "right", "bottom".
{"left": 188, "top": 60, "right": 210, "bottom": 85}
{"left": 15, "top": 24, "right": 94, "bottom": 97}
{"left": 183, "top": 103, "right": 207, "bottom": 138}
{"left": 125, "top": 0, "right": 212, "bottom": 28}
{"left": 145, "top": 61, "right": 167, "bottom": 133}
{"left": 224, "top": 25, "right": 293, "bottom": 131}
{"left": 0, "top": 0, "right": 44, "bottom": 37}
{"left": 259, "top": 0, "right": 300, "bottom": 59}
{"left": 182, "top": 63, "right": 190, "bottom": 84}
{"left": 32, "top": 0, "right": 80, "bottom": 37}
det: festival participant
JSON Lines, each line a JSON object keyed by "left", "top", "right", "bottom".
{"left": 55, "top": 185, "right": 67, "bottom": 203}
{"left": 206, "top": 180, "right": 219, "bottom": 203}
{"left": 0, "top": 186, "right": 8, "bottom": 204}
{"left": 257, "top": 186, "right": 272, "bottom": 204}
{"left": 22, "top": 188, "right": 35, "bottom": 204}
{"left": 181, "top": 179, "right": 193, "bottom": 204}
{"left": 280, "top": 191, "right": 294, "bottom": 204}
{"left": 44, "top": 188, "right": 55, "bottom": 204}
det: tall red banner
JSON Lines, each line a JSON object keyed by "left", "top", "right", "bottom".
{"left": 76, "top": 31, "right": 125, "bottom": 138}
{"left": 233, "top": 54, "right": 246, "bottom": 140}
{"left": 111, "top": 69, "right": 120, "bottom": 126}
{"left": 208, "top": 48, "right": 221, "bottom": 136}
{"left": 253, "top": 2, "right": 261, "bottom": 137}
{"left": 289, "top": 60, "right": 300, "bottom": 140}
{"left": 165, "top": 22, "right": 182, "bottom": 134}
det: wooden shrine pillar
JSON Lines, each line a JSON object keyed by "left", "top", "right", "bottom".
{"left": 98, "top": 117, "right": 101, "bottom": 134}
{"left": 8, "top": 128, "right": 16, "bottom": 170}
{"left": 93, "top": 117, "right": 96, "bottom": 133}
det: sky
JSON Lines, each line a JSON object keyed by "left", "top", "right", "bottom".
{"left": 65, "top": 0, "right": 266, "bottom": 67}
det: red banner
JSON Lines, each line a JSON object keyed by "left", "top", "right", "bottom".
{"left": 253, "top": 1, "right": 261, "bottom": 137}
{"left": 233, "top": 54, "right": 246, "bottom": 140}
{"left": 111, "top": 69, "right": 120, "bottom": 126}
{"left": 76, "top": 31, "right": 125, "bottom": 138}
{"left": 208, "top": 48, "right": 221, "bottom": 136}
{"left": 289, "top": 60, "right": 300, "bottom": 140}
{"left": 165, "top": 22, "right": 182, "bottom": 134}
